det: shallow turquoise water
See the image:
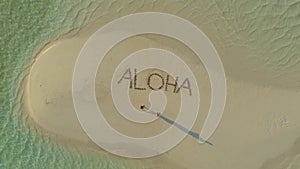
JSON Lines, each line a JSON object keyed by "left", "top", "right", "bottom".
{"left": 1, "top": 0, "right": 299, "bottom": 168}
{"left": 0, "top": 1, "right": 131, "bottom": 168}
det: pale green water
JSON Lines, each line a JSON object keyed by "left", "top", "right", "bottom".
{"left": 0, "top": 0, "right": 299, "bottom": 168}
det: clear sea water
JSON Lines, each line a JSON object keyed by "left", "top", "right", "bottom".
{"left": 0, "top": 0, "right": 299, "bottom": 168}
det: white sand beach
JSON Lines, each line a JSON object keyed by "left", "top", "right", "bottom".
{"left": 23, "top": 12, "right": 300, "bottom": 169}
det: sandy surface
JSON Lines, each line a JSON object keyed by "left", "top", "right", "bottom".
{"left": 24, "top": 13, "right": 300, "bottom": 169}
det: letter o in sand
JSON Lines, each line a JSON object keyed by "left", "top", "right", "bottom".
{"left": 147, "top": 73, "right": 165, "bottom": 91}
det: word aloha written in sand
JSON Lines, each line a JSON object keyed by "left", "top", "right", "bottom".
{"left": 117, "top": 68, "right": 192, "bottom": 96}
